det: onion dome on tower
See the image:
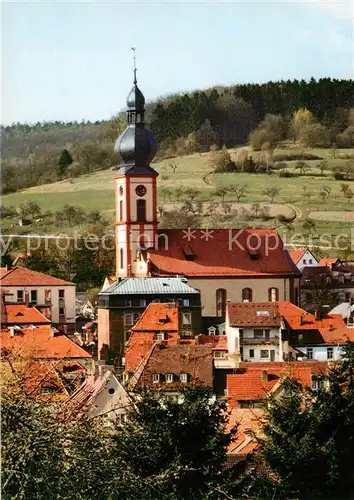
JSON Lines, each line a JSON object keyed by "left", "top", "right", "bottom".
{"left": 115, "top": 57, "right": 158, "bottom": 175}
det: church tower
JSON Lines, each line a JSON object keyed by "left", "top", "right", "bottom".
{"left": 114, "top": 61, "right": 158, "bottom": 277}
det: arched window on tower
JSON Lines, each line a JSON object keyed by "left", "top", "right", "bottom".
{"left": 242, "top": 288, "right": 252, "bottom": 303}
{"left": 268, "top": 287, "right": 279, "bottom": 302}
{"left": 137, "top": 199, "right": 146, "bottom": 222}
{"left": 216, "top": 288, "right": 227, "bottom": 318}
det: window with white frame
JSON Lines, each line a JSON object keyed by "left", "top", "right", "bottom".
{"left": 30, "top": 290, "right": 37, "bottom": 304}
{"left": 124, "top": 314, "right": 134, "bottom": 326}
{"left": 327, "top": 347, "right": 333, "bottom": 360}
{"left": 180, "top": 373, "right": 188, "bottom": 383}
{"left": 182, "top": 312, "right": 192, "bottom": 325}
{"left": 249, "top": 349, "right": 254, "bottom": 358}
{"left": 303, "top": 259, "right": 307, "bottom": 265}
{"left": 260, "top": 350, "right": 269, "bottom": 359}
{"left": 152, "top": 374, "right": 160, "bottom": 383}
{"left": 156, "top": 333, "right": 165, "bottom": 341}
{"left": 166, "top": 373, "right": 174, "bottom": 383}
{"left": 309, "top": 259, "right": 313, "bottom": 264}
{"left": 213, "top": 351, "right": 228, "bottom": 358}
{"left": 183, "top": 299, "right": 190, "bottom": 306}
{"left": 307, "top": 347, "right": 313, "bottom": 360}
{"left": 17, "top": 290, "right": 24, "bottom": 302}
{"left": 139, "top": 299, "right": 147, "bottom": 307}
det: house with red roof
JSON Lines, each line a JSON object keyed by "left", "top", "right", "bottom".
{"left": 1, "top": 326, "right": 94, "bottom": 374}
{"left": 128, "top": 343, "right": 213, "bottom": 403}
{"left": 226, "top": 361, "right": 329, "bottom": 409}
{"left": 123, "top": 302, "right": 202, "bottom": 377}
{"left": 0, "top": 267, "right": 76, "bottom": 332}
{"left": 1, "top": 302, "right": 51, "bottom": 327}
{"left": 223, "top": 301, "right": 354, "bottom": 367}
{"left": 289, "top": 248, "right": 318, "bottom": 271}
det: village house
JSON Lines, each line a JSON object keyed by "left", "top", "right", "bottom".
{"left": 0, "top": 267, "right": 76, "bottom": 332}
{"left": 1, "top": 325, "right": 94, "bottom": 374}
{"left": 62, "top": 370, "right": 131, "bottom": 426}
{"left": 97, "top": 277, "right": 201, "bottom": 361}
{"left": 0, "top": 299, "right": 52, "bottom": 328}
{"left": 301, "top": 259, "right": 354, "bottom": 311}
{"left": 128, "top": 343, "right": 213, "bottom": 403}
{"left": 226, "top": 361, "right": 329, "bottom": 409}
{"left": 123, "top": 302, "right": 201, "bottom": 376}
{"left": 218, "top": 301, "right": 353, "bottom": 371}
{"left": 289, "top": 248, "right": 318, "bottom": 271}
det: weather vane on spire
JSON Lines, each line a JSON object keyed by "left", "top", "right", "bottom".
{"left": 131, "top": 47, "right": 137, "bottom": 84}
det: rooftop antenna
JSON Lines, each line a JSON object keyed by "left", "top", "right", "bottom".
{"left": 131, "top": 47, "right": 137, "bottom": 84}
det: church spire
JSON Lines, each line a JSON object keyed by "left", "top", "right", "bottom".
{"left": 114, "top": 50, "right": 158, "bottom": 173}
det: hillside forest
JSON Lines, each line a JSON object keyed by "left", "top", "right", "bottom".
{"left": 2, "top": 77, "right": 354, "bottom": 193}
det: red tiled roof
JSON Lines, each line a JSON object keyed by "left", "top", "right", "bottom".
{"left": 0, "top": 268, "right": 9, "bottom": 279}
{"left": 289, "top": 248, "right": 307, "bottom": 265}
{"left": 0, "top": 267, "right": 76, "bottom": 286}
{"left": 318, "top": 258, "right": 339, "bottom": 268}
{"left": 132, "top": 303, "right": 179, "bottom": 332}
{"left": 198, "top": 334, "right": 228, "bottom": 350}
{"left": 148, "top": 229, "right": 300, "bottom": 277}
{"left": 228, "top": 408, "right": 264, "bottom": 455}
{"left": 3, "top": 304, "right": 51, "bottom": 325}
{"left": 134, "top": 344, "right": 213, "bottom": 390}
{"left": 23, "top": 361, "right": 68, "bottom": 400}
{"left": 227, "top": 302, "right": 281, "bottom": 327}
{"left": 278, "top": 301, "right": 353, "bottom": 343}
{"left": 1, "top": 327, "right": 92, "bottom": 359}
{"left": 227, "top": 362, "right": 328, "bottom": 407}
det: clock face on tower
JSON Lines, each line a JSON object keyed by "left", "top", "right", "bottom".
{"left": 135, "top": 185, "right": 147, "bottom": 197}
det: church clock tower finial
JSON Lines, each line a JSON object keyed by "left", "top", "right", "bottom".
{"left": 132, "top": 46, "right": 137, "bottom": 84}
{"left": 113, "top": 53, "right": 159, "bottom": 278}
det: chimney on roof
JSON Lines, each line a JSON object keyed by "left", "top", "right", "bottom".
{"left": 50, "top": 327, "right": 55, "bottom": 338}
{"left": 261, "top": 369, "right": 268, "bottom": 384}
{"left": 9, "top": 327, "right": 15, "bottom": 337}
{"left": 24, "top": 290, "right": 29, "bottom": 307}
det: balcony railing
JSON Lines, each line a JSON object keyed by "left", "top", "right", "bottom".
{"left": 241, "top": 336, "right": 280, "bottom": 345}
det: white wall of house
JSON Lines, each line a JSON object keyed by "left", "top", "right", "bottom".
{"left": 296, "top": 250, "right": 318, "bottom": 271}
{"left": 4, "top": 285, "right": 76, "bottom": 325}
{"left": 296, "top": 345, "right": 344, "bottom": 361}
{"left": 226, "top": 324, "right": 283, "bottom": 362}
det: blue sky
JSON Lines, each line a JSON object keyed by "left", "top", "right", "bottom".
{"left": 2, "top": 0, "right": 353, "bottom": 124}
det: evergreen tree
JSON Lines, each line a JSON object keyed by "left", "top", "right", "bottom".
{"left": 57, "top": 148, "right": 73, "bottom": 178}
{"left": 260, "top": 343, "right": 354, "bottom": 499}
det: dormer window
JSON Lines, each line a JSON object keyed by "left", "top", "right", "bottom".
{"left": 152, "top": 374, "right": 160, "bottom": 383}
{"left": 166, "top": 373, "right": 173, "bottom": 383}
{"left": 180, "top": 373, "right": 188, "bottom": 383}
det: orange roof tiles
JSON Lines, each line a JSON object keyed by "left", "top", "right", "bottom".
{"left": 132, "top": 303, "right": 179, "bottom": 332}
{"left": 1, "top": 327, "right": 92, "bottom": 360}
{"left": 228, "top": 408, "right": 264, "bottom": 455}
{"left": 148, "top": 229, "right": 300, "bottom": 277}
{"left": 277, "top": 301, "right": 353, "bottom": 343}
{"left": 227, "top": 362, "right": 329, "bottom": 407}
{"left": 0, "top": 267, "right": 76, "bottom": 286}
{"left": 3, "top": 304, "right": 51, "bottom": 325}
{"left": 289, "top": 248, "right": 307, "bottom": 265}
{"left": 0, "top": 268, "right": 9, "bottom": 279}
{"left": 227, "top": 302, "right": 281, "bottom": 327}
{"left": 318, "top": 258, "right": 339, "bottom": 267}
